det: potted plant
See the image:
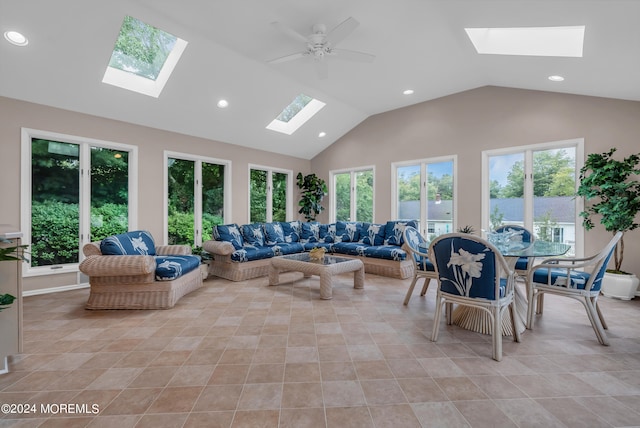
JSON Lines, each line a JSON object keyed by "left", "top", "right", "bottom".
{"left": 296, "top": 172, "right": 327, "bottom": 222}
{"left": 0, "top": 240, "right": 28, "bottom": 311}
{"left": 576, "top": 148, "right": 640, "bottom": 299}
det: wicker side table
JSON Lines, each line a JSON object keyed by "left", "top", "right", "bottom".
{"left": 269, "top": 253, "right": 364, "bottom": 299}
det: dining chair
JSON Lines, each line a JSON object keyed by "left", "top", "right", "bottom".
{"left": 430, "top": 233, "right": 520, "bottom": 361}
{"left": 494, "top": 224, "right": 534, "bottom": 276}
{"left": 526, "top": 231, "right": 622, "bottom": 345}
{"left": 401, "top": 226, "right": 437, "bottom": 305}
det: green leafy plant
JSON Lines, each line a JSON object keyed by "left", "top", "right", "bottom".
{"left": 457, "top": 225, "right": 475, "bottom": 234}
{"left": 296, "top": 173, "right": 327, "bottom": 222}
{"left": 576, "top": 148, "right": 640, "bottom": 273}
{"left": 0, "top": 239, "right": 28, "bottom": 312}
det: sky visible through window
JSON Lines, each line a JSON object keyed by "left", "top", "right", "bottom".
{"left": 276, "top": 94, "right": 313, "bottom": 123}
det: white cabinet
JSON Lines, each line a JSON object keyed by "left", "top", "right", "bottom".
{"left": 0, "top": 225, "right": 23, "bottom": 374}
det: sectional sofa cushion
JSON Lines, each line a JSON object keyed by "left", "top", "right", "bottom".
{"left": 384, "top": 220, "right": 419, "bottom": 246}
{"left": 100, "top": 230, "right": 156, "bottom": 255}
{"left": 155, "top": 255, "right": 201, "bottom": 281}
{"left": 359, "top": 223, "right": 386, "bottom": 246}
{"left": 336, "top": 221, "right": 361, "bottom": 242}
{"left": 264, "top": 222, "right": 286, "bottom": 244}
{"left": 302, "top": 242, "right": 335, "bottom": 252}
{"left": 213, "top": 224, "right": 244, "bottom": 250}
{"left": 332, "top": 242, "right": 408, "bottom": 261}
{"left": 280, "top": 221, "right": 301, "bottom": 243}
{"left": 231, "top": 247, "right": 275, "bottom": 263}
{"left": 269, "top": 242, "right": 305, "bottom": 256}
{"left": 242, "top": 223, "right": 266, "bottom": 247}
{"left": 300, "top": 222, "right": 335, "bottom": 243}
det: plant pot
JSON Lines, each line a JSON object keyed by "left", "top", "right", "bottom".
{"left": 601, "top": 272, "right": 639, "bottom": 300}
{"left": 200, "top": 263, "right": 209, "bottom": 280}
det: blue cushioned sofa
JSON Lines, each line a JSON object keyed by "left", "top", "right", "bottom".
{"left": 79, "top": 230, "right": 203, "bottom": 309}
{"left": 203, "top": 220, "right": 417, "bottom": 281}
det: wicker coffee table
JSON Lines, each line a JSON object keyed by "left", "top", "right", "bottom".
{"left": 269, "top": 253, "right": 364, "bottom": 299}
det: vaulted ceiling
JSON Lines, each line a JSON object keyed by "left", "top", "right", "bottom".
{"left": 1, "top": 1, "right": 638, "bottom": 159}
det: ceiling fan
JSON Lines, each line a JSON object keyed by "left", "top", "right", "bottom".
{"left": 267, "top": 17, "right": 375, "bottom": 79}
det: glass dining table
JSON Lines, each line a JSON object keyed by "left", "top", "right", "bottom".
{"left": 452, "top": 239, "right": 571, "bottom": 336}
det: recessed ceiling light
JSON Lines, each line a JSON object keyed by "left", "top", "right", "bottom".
{"left": 548, "top": 75, "right": 565, "bottom": 82}
{"left": 217, "top": 99, "right": 229, "bottom": 108}
{"left": 403, "top": 89, "right": 414, "bottom": 95}
{"left": 318, "top": 132, "right": 326, "bottom": 138}
{"left": 4, "top": 31, "right": 28, "bottom": 46}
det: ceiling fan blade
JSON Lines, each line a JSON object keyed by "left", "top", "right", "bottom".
{"left": 332, "top": 48, "right": 375, "bottom": 63}
{"left": 315, "top": 60, "right": 328, "bottom": 79}
{"left": 325, "top": 17, "right": 359, "bottom": 46}
{"left": 267, "top": 52, "right": 307, "bottom": 64}
{"left": 271, "top": 21, "right": 308, "bottom": 44}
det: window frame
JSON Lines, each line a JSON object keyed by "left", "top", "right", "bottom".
{"left": 329, "top": 165, "right": 376, "bottom": 223}
{"left": 391, "top": 155, "right": 457, "bottom": 237}
{"left": 247, "top": 164, "right": 293, "bottom": 222}
{"left": 20, "top": 128, "right": 138, "bottom": 277}
{"left": 164, "top": 151, "right": 232, "bottom": 247}
{"left": 481, "top": 138, "right": 584, "bottom": 257}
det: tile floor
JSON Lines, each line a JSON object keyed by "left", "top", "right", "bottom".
{"left": 1, "top": 272, "right": 640, "bottom": 427}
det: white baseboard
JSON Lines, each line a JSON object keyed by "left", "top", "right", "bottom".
{"left": 23, "top": 283, "right": 89, "bottom": 297}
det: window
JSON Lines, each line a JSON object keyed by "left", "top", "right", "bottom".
{"left": 165, "top": 153, "right": 230, "bottom": 247}
{"left": 482, "top": 139, "right": 583, "bottom": 256}
{"left": 102, "top": 15, "right": 188, "bottom": 97}
{"left": 393, "top": 156, "right": 456, "bottom": 240}
{"left": 266, "top": 94, "right": 326, "bottom": 135}
{"left": 21, "top": 128, "right": 137, "bottom": 274}
{"left": 331, "top": 167, "right": 374, "bottom": 222}
{"left": 249, "top": 166, "right": 292, "bottom": 222}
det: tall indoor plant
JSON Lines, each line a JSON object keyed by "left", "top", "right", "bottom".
{"left": 576, "top": 148, "right": 640, "bottom": 299}
{"left": 296, "top": 172, "right": 327, "bottom": 221}
{"left": 0, "top": 241, "right": 28, "bottom": 311}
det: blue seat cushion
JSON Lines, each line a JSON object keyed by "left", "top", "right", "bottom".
{"left": 532, "top": 268, "right": 592, "bottom": 290}
{"left": 101, "top": 230, "right": 156, "bottom": 255}
{"left": 333, "top": 242, "right": 368, "bottom": 257}
{"left": 363, "top": 245, "right": 408, "bottom": 261}
{"left": 300, "top": 222, "right": 321, "bottom": 243}
{"left": 231, "top": 247, "right": 275, "bottom": 262}
{"left": 267, "top": 243, "right": 305, "bottom": 256}
{"left": 303, "top": 242, "right": 334, "bottom": 252}
{"left": 415, "top": 256, "right": 435, "bottom": 272}
{"left": 155, "top": 255, "right": 200, "bottom": 281}
{"left": 514, "top": 257, "right": 529, "bottom": 271}
{"left": 213, "top": 224, "right": 244, "bottom": 250}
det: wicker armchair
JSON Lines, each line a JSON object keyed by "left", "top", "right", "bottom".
{"left": 80, "top": 232, "right": 203, "bottom": 310}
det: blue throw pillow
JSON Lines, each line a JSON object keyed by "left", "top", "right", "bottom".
{"left": 242, "top": 223, "right": 266, "bottom": 247}
{"left": 212, "top": 223, "right": 244, "bottom": 250}
{"left": 359, "top": 223, "right": 386, "bottom": 246}
{"left": 264, "top": 222, "right": 285, "bottom": 244}
{"left": 320, "top": 224, "right": 335, "bottom": 243}
{"left": 300, "top": 222, "right": 321, "bottom": 243}
{"left": 336, "top": 221, "right": 361, "bottom": 242}
{"left": 101, "top": 230, "right": 156, "bottom": 255}
{"left": 384, "top": 220, "right": 419, "bottom": 246}
{"left": 279, "top": 221, "right": 301, "bottom": 243}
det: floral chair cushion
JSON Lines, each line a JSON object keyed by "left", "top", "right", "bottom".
{"left": 431, "top": 236, "right": 502, "bottom": 300}
{"left": 100, "top": 230, "right": 156, "bottom": 256}
{"left": 280, "top": 221, "right": 301, "bottom": 243}
{"left": 264, "top": 222, "right": 286, "bottom": 244}
{"left": 155, "top": 255, "right": 200, "bottom": 281}
{"left": 336, "top": 221, "right": 361, "bottom": 243}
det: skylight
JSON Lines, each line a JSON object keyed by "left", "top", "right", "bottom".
{"left": 102, "top": 16, "right": 187, "bottom": 97}
{"left": 266, "top": 94, "right": 326, "bottom": 135}
{"left": 465, "top": 26, "right": 584, "bottom": 57}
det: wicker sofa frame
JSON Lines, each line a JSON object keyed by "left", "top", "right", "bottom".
{"left": 80, "top": 242, "right": 203, "bottom": 310}
{"left": 203, "top": 240, "right": 414, "bottom": 282}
